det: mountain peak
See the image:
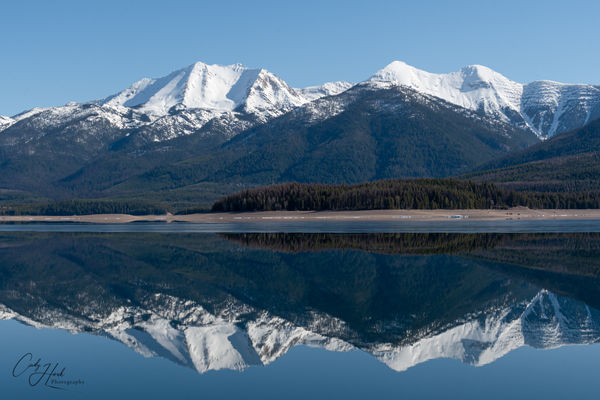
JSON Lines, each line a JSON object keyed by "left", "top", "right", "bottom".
{"left": 460, "top": 63, "right": 496, "bottom": 75}
{"left": 370, "top": 60, "right": 517, "bottom": 89}
{"left": 102, "top": 61, "right": 265, "bottom": 115}
{"left": 459, "top": 64, "right": 506, "bottom": 83}
{"left": 367, "top": 61, "right": 526, "bottom": 131}
{"left": 99, "top": 61, "right": 353, "bottom": 120}
{"left": 369, "top": 61, "right": 428, "bottom": 86}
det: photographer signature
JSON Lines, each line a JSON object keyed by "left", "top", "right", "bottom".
{"left": 12, "top": 353, "right": 84, "bottom": 390}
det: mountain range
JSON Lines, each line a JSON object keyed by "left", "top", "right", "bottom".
{"left": 370, "top": 61, "right": 600, "bottom": 139}
{"left": 0, "top": 61, "right": 598, "bottom": 208}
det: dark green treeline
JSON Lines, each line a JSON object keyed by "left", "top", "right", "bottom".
{"left": 212, "top": 179, "right": 600, "bottom": 211}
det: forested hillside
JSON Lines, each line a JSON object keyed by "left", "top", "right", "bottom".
{"left": 464, "top": 118, "right": 600, "bottom": 192}
{"left": 212, "top": 179, "right": 600, "bottom": 211}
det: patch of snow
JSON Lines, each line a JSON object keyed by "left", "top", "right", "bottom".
{"left": 0, "top": 115, "right": 15, "bottom": 131}
{"left": 298, "top": 81, "right": 354, "bottom": 101}
{"left": 11, "top": 107, "right": 48, "bottom": 122}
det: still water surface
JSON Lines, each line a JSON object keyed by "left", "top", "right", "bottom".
{"left": 1, "top": 230, "right": 599, "bottom": 398}
{"left": 0, "top": 218, "right": 599, "bottom": 232}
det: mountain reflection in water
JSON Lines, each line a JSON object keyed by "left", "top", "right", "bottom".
{"left": 0, "top": 232, "right": 599, "bottom": 373}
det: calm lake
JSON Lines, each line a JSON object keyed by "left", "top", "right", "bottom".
{"left": 1, "top": 226, "right": 599, "bottom": 399}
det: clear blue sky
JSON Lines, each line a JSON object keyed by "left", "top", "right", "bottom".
{"left": 1, "top": 0, "right": 598, "bottom": 116}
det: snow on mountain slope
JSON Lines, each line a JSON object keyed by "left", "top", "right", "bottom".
{"left": 4, "top": 60, "right": 598, "bottom": 150}
{"left": 0, "top": 115, "right": 14, "bottom": 131}
{"left": 521, "top": 80, "right": 600, "bottom": 137}
{"left": 0, "top": 103, "right": 144, "bottom": 148}
{"left": 102, "top": 63, "right": 257, "bottom": 114}
{"left": 368, "top": 61, "right": 600, "bottom": 139}
{"left": 2, "top": 62, "right": 355, "bottom": 147}
{"left": 240, "top": 69, "right": 308, "bottom": 121}
{"left": 100, "top": 62, "right": 329, "bottom": 121}
{"left": 369, "top": 61, "right": 523, "bottom": 117}
{"left": 11, "top": 107, "right": 48, "bottom": 122}
{"left": 298, "top": 81, "right": 354, "bottom": 101}
{"left": 0, "top": 61, "right": 345, "bottom": 146}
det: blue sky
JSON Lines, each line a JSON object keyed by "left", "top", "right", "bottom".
{"left": 1, "top": 0, "right": 598, "bottom": 116}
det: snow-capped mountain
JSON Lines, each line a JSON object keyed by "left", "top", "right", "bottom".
{"left": 0, "top": 64, "right": 540, "bottom": 196}
{"left": 0, "top": 59, "right": 598, "bottom": 199}
{"left": 368, "top": 61, "right": 600, "bottom": 139}
{"left": 0, "top": 102, "right": 144, "bottom": 152}
{"left": 100, "top": 62, "right": 326, "bottom": 121}
{"left": 0, "top": 62, "right": 352, "bottom": 147}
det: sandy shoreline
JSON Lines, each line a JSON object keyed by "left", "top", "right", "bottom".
{"left": 1, "top": 208, "right": 600, "bottom": 224}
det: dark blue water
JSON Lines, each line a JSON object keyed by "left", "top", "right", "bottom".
{"left": 0, "top": 219, "right": 599, "bottom": 232}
